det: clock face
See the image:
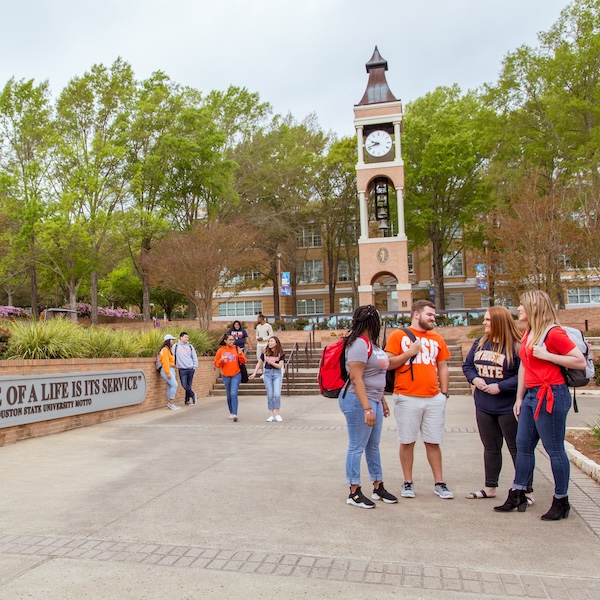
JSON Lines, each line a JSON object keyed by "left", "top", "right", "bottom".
{"left": 365, "top": 130, "right": 393, "bottom": 158}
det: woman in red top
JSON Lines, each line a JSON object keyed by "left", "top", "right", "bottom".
{"left": 494, "top": 290, "right": 585, "bottom": 520}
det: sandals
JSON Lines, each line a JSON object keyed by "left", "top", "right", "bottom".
{"left": 466, "top": 489, "right": 495, "bottom": 499}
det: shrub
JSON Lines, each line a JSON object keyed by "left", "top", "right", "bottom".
{"left": 0, "top": 306, "right": 31, "bottom": 318}
{"left": 5, "top": 320, "right": 86, "bottom": 359}
{"left": 586, "top": 414, "right": 600, "bottom": 446}
{"left": 3, "top": 322, "right": 218, "bottom": 360}
{"left": 467, "top": 326, "right": 485, "bottom": 339}
{"left": 292, "top": 318, "right": 310, "bottom": 331}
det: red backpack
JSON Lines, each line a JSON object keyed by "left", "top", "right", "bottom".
{"left": 318, "top": 335, "right": 372, "bottom": 398}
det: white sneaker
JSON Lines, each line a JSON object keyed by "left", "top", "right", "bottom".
{"left": 167, "top": 403, "right": 180, "bottom": 411}
{"left": 232, "top": 415, "right": 238, "bottom": 422}
{"left": 266, "top": 416, "right": 275, "bottom": 422}
{"left": 275, "top": 415, "right": 283, "bottom": 422}
{"left": 228, "top": 414, "right": 235, "bottom": 420}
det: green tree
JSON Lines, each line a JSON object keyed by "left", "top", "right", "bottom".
{"left": 403, "top": 86, "right": 492, "bottom": 309}
{"left": 51, "top": 58, "right": 135, "bottom": 320}
{"left": 0, "top": 78, "right": 54, "bottom": 316}
{"left": 313, "top": 137, "right": 359, "bottom": 312}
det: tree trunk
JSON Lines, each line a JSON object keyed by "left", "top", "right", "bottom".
{"left": 30, "top": 264, "right": 38, "bottom": 318}
{"left": 142, "top": 270, "right": 151, "bottom": 321}
{"left": 91, "top": 271, "right": 98, "bottom": 324}
{"left": 187, "top": 298, "right": 197, "bottom": 320}
{"left": 69, "top": 285, "right": 78, "bottom": 322}
{"left": 431, "top": 239, "right": 445, "bottom": 310}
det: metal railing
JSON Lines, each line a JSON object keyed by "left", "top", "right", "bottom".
{"left": 284, "top": 342, "right": 299, "bottom": 395}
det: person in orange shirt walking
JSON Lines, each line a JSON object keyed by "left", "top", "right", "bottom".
{"left": 214, "top": 334, "right": 247, "bottom": 422}
{"left": 385, "top": 300, "right": 453, "bottom": 500}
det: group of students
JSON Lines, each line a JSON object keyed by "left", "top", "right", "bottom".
{"left": 158, "top": 316, "right": 286, "bottom": 423}
{"left": 340, "top": 291, "right": 586, "bottom": 522}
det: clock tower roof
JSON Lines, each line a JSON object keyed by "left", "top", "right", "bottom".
{"left": 357, "top": 46, "right": 398, "bottom": 106}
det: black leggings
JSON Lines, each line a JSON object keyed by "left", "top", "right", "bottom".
{"left": 475, "top": 409, "right": 533, "bottom": 491}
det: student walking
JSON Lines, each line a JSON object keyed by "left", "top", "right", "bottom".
{"left": 158, "top": 334, "right": 181, "bottom": 410}
{"left": 250, "top": 336, "right": 285, "bottom": 422}
{"left": 214, "top": 334, "right": 247, "bottom": 422}
{"left": 174, "top": 331, "right": 198, "bottom": 406}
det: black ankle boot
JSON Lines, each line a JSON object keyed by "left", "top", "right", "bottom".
{"left": 494, "top": 488, "right": 528, "bottom": 512}
{"left": 541, "top": 496, "right": 570, "bottom": 521}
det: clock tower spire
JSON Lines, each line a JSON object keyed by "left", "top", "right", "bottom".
{"left": 354, "top": 47, "right": 412, "bottom": 311}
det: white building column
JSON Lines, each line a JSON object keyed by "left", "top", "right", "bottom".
{"left": 396, "top": 186, "right": 406, "bottom": 238}
{"left": 394, "top": 121, "right": 402, "bottom": 161}
{"left": 356, "top": 126, "right": 365, "bottom": 165}
{"left": 359, "top": 190, "right": 368, "bottom": 239}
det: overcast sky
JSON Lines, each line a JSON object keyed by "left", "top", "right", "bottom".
{"left": 1, "top": 0, "right": 571, "bottom": 138}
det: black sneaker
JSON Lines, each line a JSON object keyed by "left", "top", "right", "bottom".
{"left": 347, "top": 486, "right": 375, "bottom": 509}
{"left": 372, "top": 483, "right": 398, "bottom": 504}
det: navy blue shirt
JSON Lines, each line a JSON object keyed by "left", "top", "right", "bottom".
{"left": 462, "top": 338, "right": 520, "bottom": 414}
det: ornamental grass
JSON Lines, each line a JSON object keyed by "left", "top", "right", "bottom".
{"left": 2, "top": 320, "right": 218, "bottom": 360}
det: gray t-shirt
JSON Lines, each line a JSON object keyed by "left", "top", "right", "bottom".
{"left": 345, "top": 336, "right": 389, "bottom": 403}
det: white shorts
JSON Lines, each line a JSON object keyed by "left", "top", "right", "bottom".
{"left": 392, "top": 393, "right": 447, "bottom": 444}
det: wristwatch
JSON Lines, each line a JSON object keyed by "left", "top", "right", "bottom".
{"left": 442, "top": 392, "right": 450, "bottom": 399}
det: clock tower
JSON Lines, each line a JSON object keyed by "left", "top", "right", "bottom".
{"left": 354, "top": 47, "right": 412, "bottom": 310}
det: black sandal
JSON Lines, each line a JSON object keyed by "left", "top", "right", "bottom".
{"left": 466, "top": 489, "right": 492, "bottom": 499}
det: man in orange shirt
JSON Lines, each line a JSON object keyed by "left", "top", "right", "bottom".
{"left": 385, "top": 300, "right": 453, "bottom": 500}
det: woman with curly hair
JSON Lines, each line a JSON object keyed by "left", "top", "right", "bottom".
{"left": 339, "top": 305, "right": 396, "bottom": 509}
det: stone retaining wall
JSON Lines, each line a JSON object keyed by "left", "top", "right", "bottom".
{"left": 0, "top": 356, "right": 217, "bottom": 447}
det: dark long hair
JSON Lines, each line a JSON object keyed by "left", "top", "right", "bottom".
{"left": 346, "top": 305, "right": 381, "bottom": 348}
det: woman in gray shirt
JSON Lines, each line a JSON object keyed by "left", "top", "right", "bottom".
{"left": 339, "top": 305, "right": 397, "bottom": 509}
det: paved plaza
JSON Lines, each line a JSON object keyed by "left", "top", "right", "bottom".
{"left": 0, "top": 391, "right": 599, "bottom": 599}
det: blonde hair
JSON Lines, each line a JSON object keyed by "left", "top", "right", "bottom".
{"left": 520, "top": 290, "right": 560, "bottom": 347}
{"left": 476, "top": 306, "right": 521, "bottom": 367}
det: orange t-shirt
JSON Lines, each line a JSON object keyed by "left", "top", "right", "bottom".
{"left": 385, "top": 327, "right": 451, "bottom": 397}
{"left": 214, "top": 346, "right": 247, "bottom": 377}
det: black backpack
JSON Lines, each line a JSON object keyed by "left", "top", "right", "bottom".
{"left": 384, "top": 327, "right": 417, "bottom": 394}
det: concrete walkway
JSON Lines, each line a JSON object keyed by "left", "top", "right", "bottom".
{"left": 0, "top": 391, "right": 599, "bottom": 599}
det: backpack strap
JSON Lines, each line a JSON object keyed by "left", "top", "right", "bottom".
{"left": 397, "top": 327, "right": 417, "bottom": 380}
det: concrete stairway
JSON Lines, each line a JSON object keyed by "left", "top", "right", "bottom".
{"left": 210, "top": 340, "right": 472, "bottom": 397}
{"left": 210, "top": 348, "right": 322, "bottom": 396}
{"left": 445, "top": 340, "right": 471, "bottom": 396}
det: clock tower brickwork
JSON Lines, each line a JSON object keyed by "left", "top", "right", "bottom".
{"left": 354, "top": 47, "right": 412, "bottom": 310}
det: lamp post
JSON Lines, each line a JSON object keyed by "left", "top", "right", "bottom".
{"left": 277, "top": 252, "right": 282, "bottom": 320}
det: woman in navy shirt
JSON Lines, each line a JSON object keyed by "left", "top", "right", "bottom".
{"left": 462, "top": 306, "right": 531, "bottom": 501}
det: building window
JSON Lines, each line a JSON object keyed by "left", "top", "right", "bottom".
{"left": 407, "top": 253, "right": 414, "bottom": 274}
{"left": 337, "top": 259, "right": 358, "bottom": 282}
{"left": 443, "top": 252, "right": 463, "bottom": 277}
{"left": 218, "top": 301, "right": 263, "bottom": 317}
{"left": 297, "top": 299, "right": 324, "bottom": 315}
{"left": 297, "top": 260, "right": 323, "bottom": 284}
{"left": 226, "top": 271, "right": 262, "bottom": 286}
{"left": 339, "top": 297, "right": 353, "bottom": 313}
{"left": 297, "top": 228, "right": 322, "bottom": 248}
{"left": 567, "top": 286, "right": 600, "bottom": 304}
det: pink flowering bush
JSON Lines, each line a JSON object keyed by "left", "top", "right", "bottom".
{"left": 74, "top": 303, "right": 140, "bottom": 320}
{"left": 0, "top": 306, "right": 31, "bottom": 318}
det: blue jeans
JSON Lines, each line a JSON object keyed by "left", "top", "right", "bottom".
{"left": 263, "top": 369, "right": 283, "bottom": 410}
{"left": 513, "top": 384, "right": 571, "bottom": 498}
{"left": 178, "top": 368, "right": 196, "bottom": 402}
{"left": 160, "top": 369, "right": 178, "bottom": 401}
{"left": 223, "top": 373, "right": 242, "bottom": 415}
{"left": 339, "top": 391, "right": 383, "bottom": 485}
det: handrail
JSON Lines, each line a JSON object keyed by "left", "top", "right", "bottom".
{"left": 303, "top": 323, "right": 316, "bottom": 367}
{"left": 284, "top": 342, "right": 299, "bottom": 396}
